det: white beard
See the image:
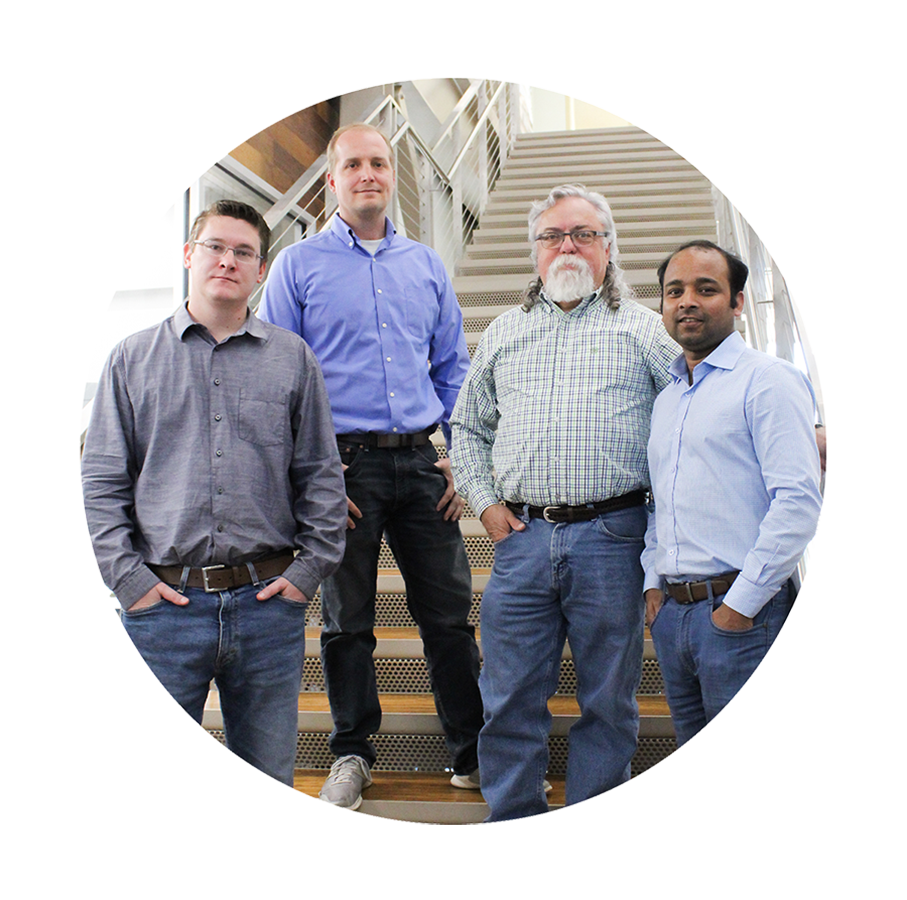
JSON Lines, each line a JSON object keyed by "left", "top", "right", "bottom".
{"left": 543, "top": 255, "right": 597, "bottom": 305}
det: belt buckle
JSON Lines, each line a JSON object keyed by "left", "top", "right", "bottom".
{"left": 542, "top": 506, "right": 560, "bottom": 523}
{"left": 201, "top": 564, "right": 228, "bottom": 593}
{"left": 678, "top": 582, "right": 696, "bottom": 604}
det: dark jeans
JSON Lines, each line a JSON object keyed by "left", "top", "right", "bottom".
{"left": 320, "top": 440, "right": 482, "bottom": 773}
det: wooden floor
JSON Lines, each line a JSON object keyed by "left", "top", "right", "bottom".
{"left": 294, "top": 769, "right": 567, "bottom": 807}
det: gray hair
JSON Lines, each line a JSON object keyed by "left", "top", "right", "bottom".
{"left": 523, "top": 183, "right": 633, "bottom": 311}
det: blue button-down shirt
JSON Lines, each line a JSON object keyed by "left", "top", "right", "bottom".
{"left": 258, "top": 215, "right": 469, "bottom": 445}
{"left": 642, "top": 331, "right": 822, "bottom": 617}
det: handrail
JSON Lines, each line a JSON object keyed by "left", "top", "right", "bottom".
{"left": 448, "top": 81, "right": 508, "bottom": 180}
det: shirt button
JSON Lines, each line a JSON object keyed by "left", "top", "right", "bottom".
{"left": 217, "top": 487, "right": 224, "bottom": 494}
{"left": 214, "top": 378, "right": 221, "bottom": 386}
{"left": 392, "top": 427, "right": 398, "bottom": 433}
{"left": 214, "top": 414, "right": 222, "bottom": 422}
{"left": 217, "top": 525, "right": 224, "bottom": 533}
{"left": 389, "top": 392, "right": 395, "bottom": 398}
{"left": 382, "top": 323, "right": 387, "bottom": 328}
{"left": 377, "top": 289, "right": 383, "bottom": 294}
{"left": 215, "top": 449, "right": 223, "bottom": 457}
{"left": 386, "top": 357, "right": 392, "bottom": 362}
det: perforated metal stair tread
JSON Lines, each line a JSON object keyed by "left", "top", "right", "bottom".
{"left": 202, "top": 691, "right": 672, "bottom": 738}
{"left": 302, "top": 626, "right": 658, "bottom": 660}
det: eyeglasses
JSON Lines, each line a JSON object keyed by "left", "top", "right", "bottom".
{"left": 192, "top": 240, "right": 263, "bottom": 264}
{"left": 534, "top": 229, "right": 608, "bottom": 250}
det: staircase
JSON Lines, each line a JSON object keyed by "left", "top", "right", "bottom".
{"left": 204, "top": 125, "right": 718, "bottom": 823}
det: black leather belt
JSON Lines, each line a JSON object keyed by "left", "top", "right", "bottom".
{"left": 505, "top": 489, "right": 646, "bottom": 524}
{"left": 336, "top": 427, "right": 436, "bottom": 449}
{"left": 664, "top": 571, "right": 739, "bottom": 604}
{"left": 149, "top": 551, "right": 295, "bottom": 593}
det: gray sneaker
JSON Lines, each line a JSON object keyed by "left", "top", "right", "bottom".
{"left": 319, "top": 755, "right": 373, "bottom": 810}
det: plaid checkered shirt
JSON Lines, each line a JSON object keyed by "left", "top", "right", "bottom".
{"left": 450, "top": 291, "right": 679, "bottom": 517}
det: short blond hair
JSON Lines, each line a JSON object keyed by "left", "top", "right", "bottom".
{"left": 326, "top": 123, "right": 394, "bottom": 174}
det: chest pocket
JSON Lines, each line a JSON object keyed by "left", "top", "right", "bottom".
{"left": 238, "top": 392, "right": 289, "bottom": 447}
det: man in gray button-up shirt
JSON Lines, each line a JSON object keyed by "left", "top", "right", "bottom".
{"left": 82, "top": 200, "right": 347, "bottom": 786}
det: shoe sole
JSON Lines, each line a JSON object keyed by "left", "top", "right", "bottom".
{"left": 319, "top": 791, "right": 365, "bottom": 811}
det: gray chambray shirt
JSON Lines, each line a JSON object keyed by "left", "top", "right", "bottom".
{"left": 81, "top": 303, "right": 347, "bottom": 609}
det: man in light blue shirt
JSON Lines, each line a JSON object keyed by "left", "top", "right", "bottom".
{"left": 642, "top": 240, "right": 822, "bottom": 745}
{"left": 258, "top": 123, "right": 482, "bottom": 809}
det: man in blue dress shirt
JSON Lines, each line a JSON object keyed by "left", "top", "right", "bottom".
{"left": 258, "top": 123, "right": 483, "bottom": 809}
{"left": 642, "top": 240, "right": 823, "bottom": 745}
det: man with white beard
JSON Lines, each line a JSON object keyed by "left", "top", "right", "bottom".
{"left": 450, "top": 184, "right": 679, "bottom": 820}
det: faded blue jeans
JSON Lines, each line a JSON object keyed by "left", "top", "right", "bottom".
{"left": 650, "top": 579, "right": 795, "bottom": 746}
{"left": 478, "top": 504, "right": 647, "bottom": 821}
{"left": 121, "top": 577, "right": 307, "bottom": 785}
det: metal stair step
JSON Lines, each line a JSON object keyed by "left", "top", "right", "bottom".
{"left": 301, "top": 626, "right": 660, "bottom": 661}
{"left": 202, "top": 692, "right": 674, "bottom": 739}
{"left": 478, "top": 204, "right": 715, "bottom": 229}
{"left": 292, "top": 770, "right": 566, "bottom": 822}
{"left": 486, "top": 180, "right": 712, "bottom": 204}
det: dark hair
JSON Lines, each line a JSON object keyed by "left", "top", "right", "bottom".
{"left": 656, "top": 240, "right": 748, "bottom": 306}
{"left": 189, "top": 199, "right": 270, "bottom": 262}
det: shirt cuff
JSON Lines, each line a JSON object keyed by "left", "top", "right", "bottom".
{"left": 281, "top": 557, "right": 323, "bottom": 603}
{"left": 643, "top": 573, "right": 664, "bottom": 594}
{"left": 115, "top": 564, "right": 166, "bottom": 611}
{"left": 721, "top": 575, "right": 774, "bottom": 618}
{"left": 467, "top": 488, "right": 501, "bottom": 521}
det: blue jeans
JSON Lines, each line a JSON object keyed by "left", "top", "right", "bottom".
{"left": 320, "top": 441, "right": 482, "bottom": 773}
{"left": 478, "top": 504, "right": 647, "bottom": 821}
{"left": 650, "top": 580, "right": 794, "bottom": 745}
{"left": 121, "top": 578, "right": 308, "bottom": 786}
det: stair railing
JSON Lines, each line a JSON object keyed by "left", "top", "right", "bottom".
{"left": 713, "top": 187, "right": 824, "bottom": 581}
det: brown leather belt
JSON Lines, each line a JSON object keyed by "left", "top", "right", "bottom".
{"left": 149, "top": 551, "right": 295, "bottom": 593}
{"left": 665, "top": 571, "right": 739, "bottom": 604}
{"left": 336, "top": 427, "right": 436, "bottom": 449}
{"left": 505, "top": 489, "right": 646, "bottom": 524}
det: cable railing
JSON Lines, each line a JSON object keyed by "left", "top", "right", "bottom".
{"left": 250, "top": 80, "right": 522, "bottom": 309}
{"left": 713, "top": 186, "right": 816, "bottom": 386}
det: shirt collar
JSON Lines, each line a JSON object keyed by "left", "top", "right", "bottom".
{"left": 669, "top": 330, "right": 746, "bottom": 382}
{"left": 175, "top": 301, "right": 266, "bottom": 342}
{"left": 331, "top": 213, "right": 396, "bottom": 249}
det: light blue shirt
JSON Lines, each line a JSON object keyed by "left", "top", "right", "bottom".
{"left": 642, "top": 331, "right": 822, "bottom": 618}
{"left": 258, "top": 215, "right": 469, "bottom": 445}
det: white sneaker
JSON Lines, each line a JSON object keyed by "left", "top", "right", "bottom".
{"left": 450, "top": 769, "right": 481, "bottom": 789}
{"left": 319, "top": 755, "right": 373, "bottom": 810}
{"left": 449, "top": 769, "right": 553, "bottom": 793}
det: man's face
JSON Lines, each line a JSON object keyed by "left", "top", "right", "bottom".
{"left": 183, "top": 216, "right": 265, "bottom": 307}
{"left": 536, "top": 196, "right": 611, "bottom": 298}
{"left": 661, "top": 247, "right": 744, "bottom": 361}
{"left": 327, "top": 128, "right": 396, "bottom": 223}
